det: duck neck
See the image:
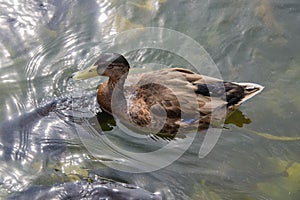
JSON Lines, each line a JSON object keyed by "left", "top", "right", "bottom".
{"left": 107, "top": 72, "right": 128, "bottom": 119}
{"left": 107, "top": 72, "right": 127, "bottom": 91}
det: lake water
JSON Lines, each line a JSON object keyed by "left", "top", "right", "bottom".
{"left": 0, "top": 0, "right": 299, "bottom": 199}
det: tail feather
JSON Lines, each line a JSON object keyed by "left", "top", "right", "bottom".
{"left": 234, "top": 82, "right": 264, "bottom": 105}
{"left": 195, "top": 81, "right": 264, "bottom": 108}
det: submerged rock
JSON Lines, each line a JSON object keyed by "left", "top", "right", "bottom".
{"left": 0, "top": 99, "right": 161, "bottom": 199}
{"left": 7, "top": 179, "right": 161, "bottom": 200}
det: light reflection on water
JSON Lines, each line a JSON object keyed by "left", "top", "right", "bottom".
{"left": 0, "top": 0, "right": 300, "bottom": 199}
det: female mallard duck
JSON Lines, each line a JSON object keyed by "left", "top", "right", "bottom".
{"left": 73, "top": 53, "right": 263, "bottom": 135}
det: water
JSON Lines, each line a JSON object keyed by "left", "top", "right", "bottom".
{"left": 0, "top": 0, "right": 300, "bottom": 199}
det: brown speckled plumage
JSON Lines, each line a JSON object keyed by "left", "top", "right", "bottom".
{"left": 74, "top": 53, "right": 264, "bottom": 135}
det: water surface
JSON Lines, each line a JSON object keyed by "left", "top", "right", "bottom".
{"left": 0, "top": 0, "right": 299, "bottom": 199}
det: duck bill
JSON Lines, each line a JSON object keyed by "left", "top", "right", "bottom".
{"left": 72, "top": 65, "right": 98, "bottom": 80}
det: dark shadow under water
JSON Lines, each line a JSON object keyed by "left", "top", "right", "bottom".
{"left": 0, "top": 99, "right": 161, "bottom": 199}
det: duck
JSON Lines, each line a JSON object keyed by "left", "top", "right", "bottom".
{"left": 72, "top": 53, "right": 264, "bottom": 135}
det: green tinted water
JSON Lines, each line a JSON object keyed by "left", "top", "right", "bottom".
{"left": 0, "top": 0, "right": 299, "bottom": 199}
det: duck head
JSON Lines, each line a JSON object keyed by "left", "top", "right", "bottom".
{"left": 72, "top": 53, "right": 130, "bottom": 81}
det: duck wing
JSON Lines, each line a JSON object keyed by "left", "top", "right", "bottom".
{"left": 126, "top": 68, "right": 263, "bottom": 133}
{"left": 126, "top": 68, "right": 218, "bottom": 130}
